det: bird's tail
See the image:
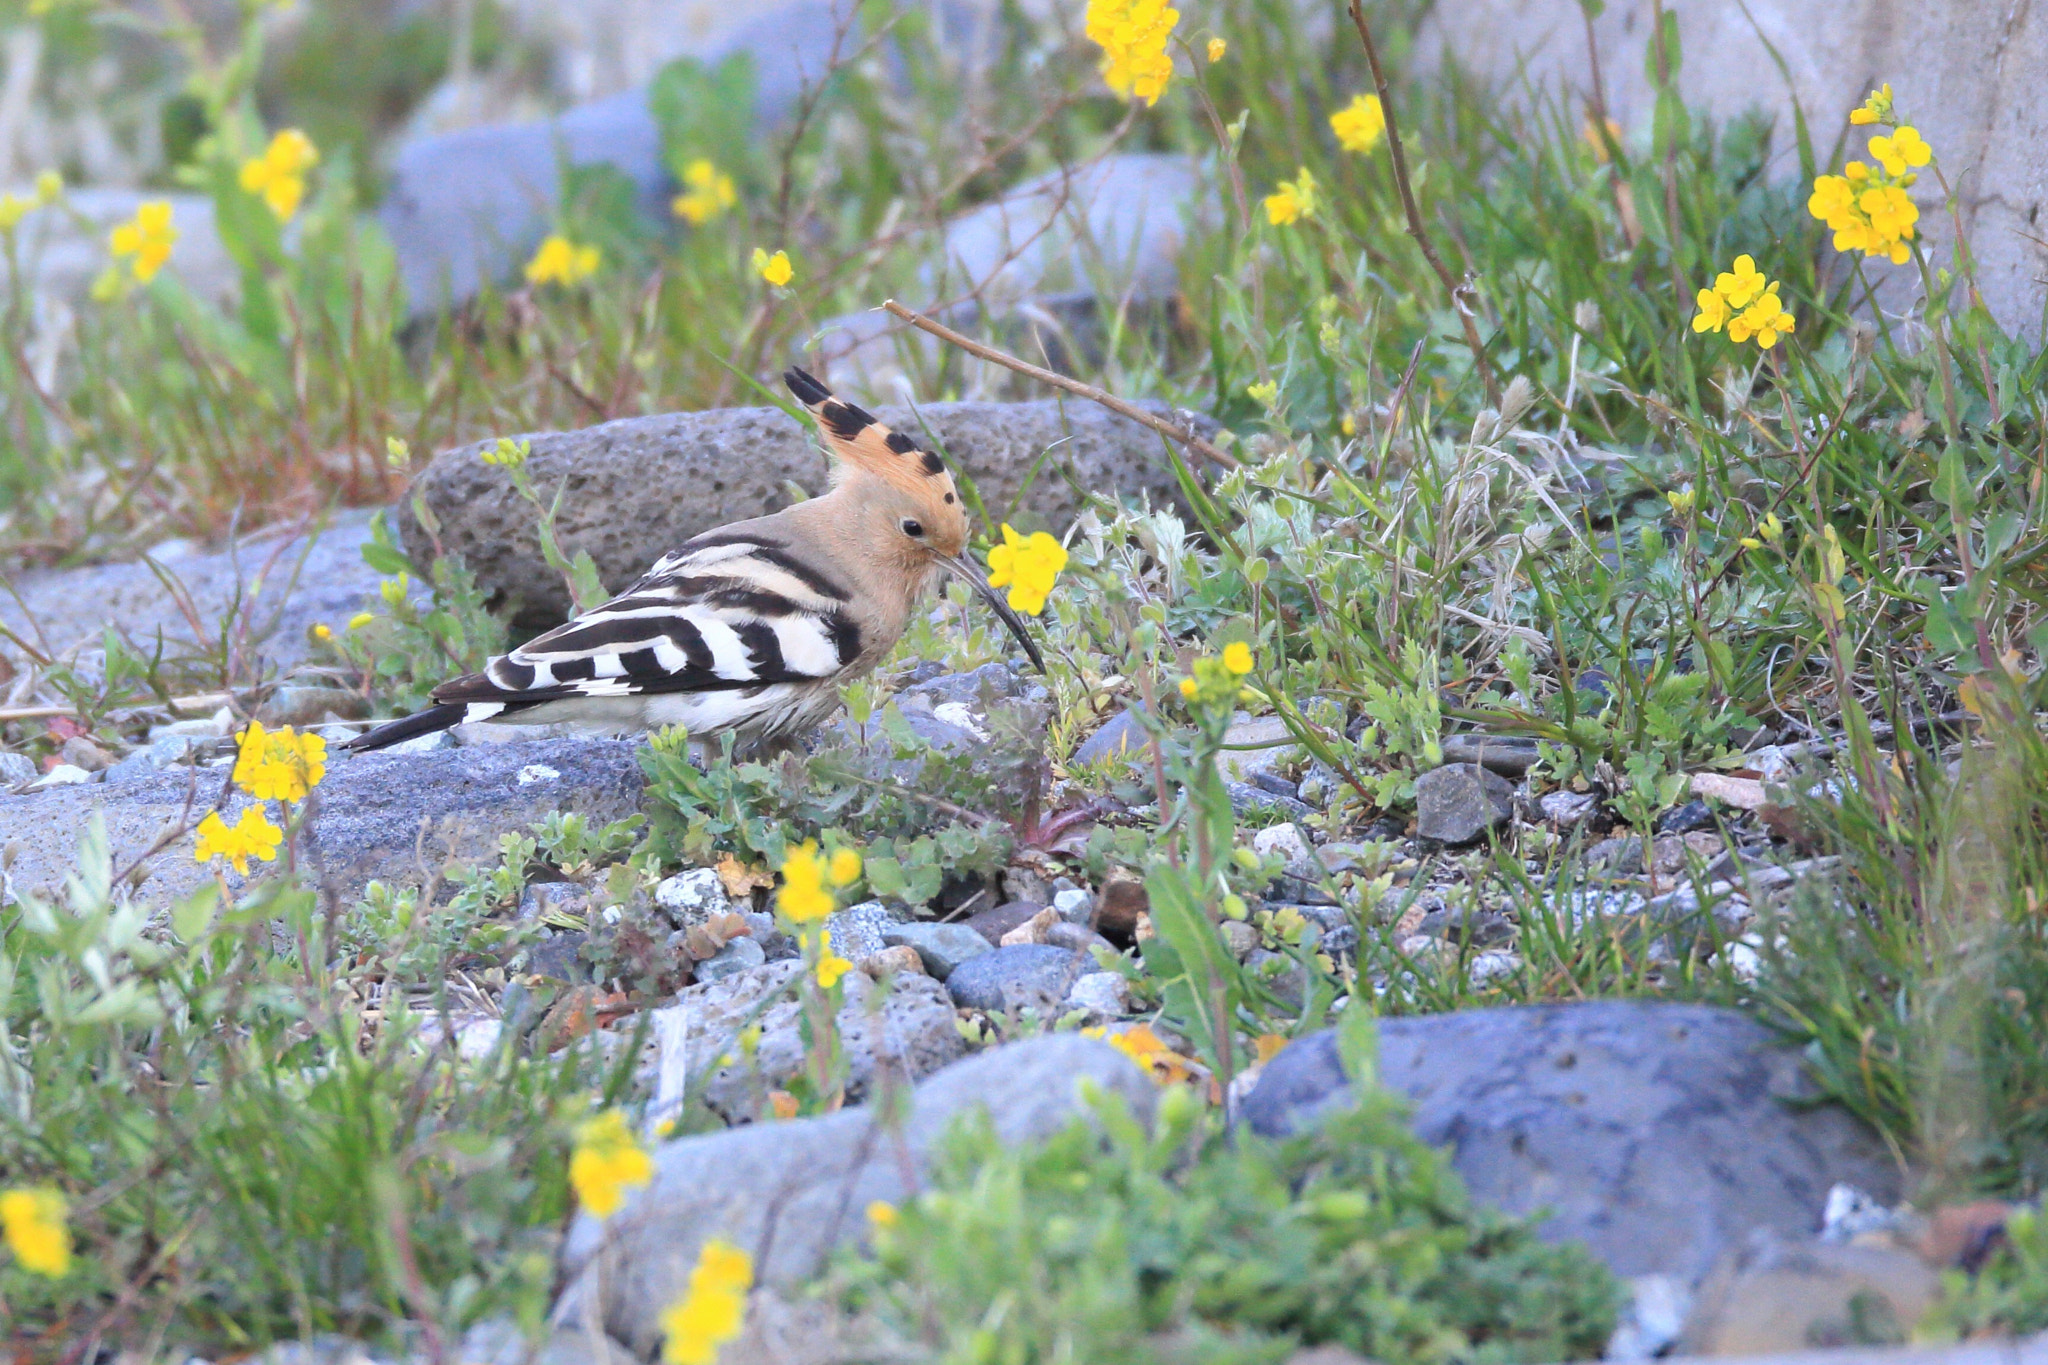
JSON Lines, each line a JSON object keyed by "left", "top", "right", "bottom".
{"left": 344, "top": 704, "right": 465, "bottom": 753}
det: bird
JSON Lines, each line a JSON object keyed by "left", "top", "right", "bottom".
{"left": 346, "top": 368, "right": 1044, "bottom": 755}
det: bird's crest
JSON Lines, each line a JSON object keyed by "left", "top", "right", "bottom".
{"left": 784, "top": 366, "right": 953, "bottom": 497}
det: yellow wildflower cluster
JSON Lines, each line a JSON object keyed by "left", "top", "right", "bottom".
{"left": 985, "top": 524, "right": 1068, "bottom": 615}
{"left": 776, "top": 841, "right": 860, "bottom": 924}
{"left": 570, "top": 1110, "right": 655, "bottom": 1219}
{"left": 0, "top": 169, "right": 61, "bottom": 231}
{"left": 1329, "top": 94, "right": 1385, "bottom": 155}
{"left": 234, "top": 721, "right": 327, "bottom": 802}
{"left": 240, "top": 129, "right": 319, "bottom": 222}
{"left": 752, "top": 247, "right": 793, "bottom": 287}
{"left": 1178, "top": 641, "right": 1255, "bottom": 705}
{"left": 194, "top": 807, "right": 285, "bottom": 875}
{"left": 1808, "top": 89, "right": 1930, "bottom": 265}
{"left": 526, "top": 234, "right": 602, "bottom": 287}
{"left": 660, "top": 1238, "right": 753, "bottom": 1365}
{"left": 1082, "top": 1023, "right": 1196, "bottom": 1086}
{"left": 480, "top": 436, "right": 531, "bottom": 469}
{"left": 1205, "top": 37, "right": 1226, "bottom": 63}
{"left": 1084, "top": 0, "right": 1178, "bottom": 106}
{"left": 1691, "top": 254, "right": 1795, "bottom": 350}
{"left": 1263, "top": 167, "right": 1317, "bottom": 226}
{"left": 2, "top": 1186, "right": 70, "bottom": 1278}
{"left": 109, "top": 200, "right": 177, "bottom": 283}
{"left": 673, "top": 159, "right": 738, "bottom": 225}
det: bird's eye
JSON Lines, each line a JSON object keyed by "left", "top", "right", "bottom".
{"left": 901, "top": 518, "right": 924, "bottom": 538}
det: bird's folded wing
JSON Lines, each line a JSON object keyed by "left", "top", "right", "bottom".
{"left": 431, "top": 533, "right": 862, "bottom": 708}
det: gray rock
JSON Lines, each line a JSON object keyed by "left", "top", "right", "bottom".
{"left": 1220, "top": 919, "right": 1260, "bottom": 960}
{"left": 1240, "top": 1001, "right": 1902, "bottom": 1282}
{"left": 101, "top": 753, "right": 155, "bottom": 785}
{"left": 1277, "top": 902, "right": 1356, "bottom": 956}
{"left": 1226, "top": 782, "right": 1317, "bottom": 822}
{"left": 0, "top": 737, "right": 645, "bottom": 907}
{"left": 1251, "top": 822, "right": 1312, "bottom": 864}
{"left": 1415, "top": 762, "right": 1514, "bottom": 844}
{"left": 1540, "top": 790, "right": 1599, "bottom": 827}
{"left": 944, "top": 943, "right": 1087, "bottom": 1013}
{"left": 1051, "top": 886, "right": 1095, "bottom": 926}
{"left": 1071, "top": 704, "right": 1149, "bottom": 768}
{"left": 673, "top": 960, "right": 965, "bottom": 1124}
{"left": 553, "top": 1034, "right": 1156, "bottom": 1356}
{"left": 825, "top": 900, "right": 896, "bottom": 962}
{"left": 1217, "top": 713, "right": 1295, "bottom": 784}
{"left": 881, "top": 920, "right": 993, "bottom": 980}
{"left": 385, "top": 730, "right": 457, "bottom": 754}
{"left": 1439, "top": 733, "right": 1543, "bottom": 776}
{"left": 528, "top": 931, "right": 590, "bottom": 983}
{"left": 1414, "top": 904, "right": 1516, "bottom": 947}
{"left": 28, "top": 764, "right": 91, "bottom": 789}
{"left": 517, "top": 880, "right": 591, "bottom": 922}
{"left": 398, "top": 401, "right": 1206, "bottom": 630}
{"left": 1065, "top": 970, "right": 1131, "bottom": 1020}
{"left": 0, "top": 752, "right": 36, "bottom": 788}
{"left": 692, "top": 934, "right": 765, "bottom": 984}
{"left": 653, "top": 867, "right": 730, "bottom": 926}
{"left": 0, "top": 509, "right": 395, "bottom": 680}
{"left": 1043, "top": 921, "right": 1109, "bottom": 954}
{"left": 965, "top": 898, "right": 1045, "bottom": 944}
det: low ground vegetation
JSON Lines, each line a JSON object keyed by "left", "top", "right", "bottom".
{"left": 4, "top": 0, "right": 2048, "bottom": 1357}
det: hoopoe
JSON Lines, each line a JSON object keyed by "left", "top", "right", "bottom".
{"left": 346, "top": 368, "right": 1044, "bottom": 754}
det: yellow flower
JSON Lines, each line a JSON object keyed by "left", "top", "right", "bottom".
{"left": 1330, "top": 93, "right": 1386, "bottom": 155}
{"left": 480, "top": 437, "right": 530, "bottom": 469}
{"left": 1221, "top": 641, "right": 1254, "bottom": 675}
{"left": 348, "top": 612, "right": 375, "bottom": 630}
{"left": 0, "top": 194, "right": 28, "bottom": 231}
{"left": 777, "top": 840, "right": 836, "bottom": 924}
{"left": 1, "top": 1187, "right": 70, "bottom": 1278}
{"left": 1868, "top": 125, "right": 1931, "bottom": 178}
{"left": 1714, "top": 254, "right": 1768, "bottom": 309}
{"left": 526, "top": 234, "right": 601, "bottom": 287}
{"left": 1082, "top": 1023, "right": 1195, "bottom": 1085}
{"left": 751, "top": 247, "right": 793, "bottom": 287}
{"left": 313, "top": 623, "right": 333, "bottom": 641}
{"left": 570, "top": 1110, "right": 654, "bottom": 1219}
{"left": 1205, "top": 37, "right": 1226, "bottom": 63}
{"left": 1085, "top": 0, "right": 1178, "bottom": 106}
{"left": 659, "top": 1239, "right": 753, "bottom": 1365}
{"left": 673, "top": 160, "right": 738, "bottom": 225}
{"left": 866, "top": 1200, "right": 899, "bottom": 1229}
{"left": 239, "top": 128, "right": 319, "bottom": 222}
{"left": 815, "top": 952, "right": 853, "bottom": 989}
{"left": 983, "top": 524, "right": 1068, "bottom": 616}
{"left": 109, "top": 200, "right": 177, "bottom": 283}
{"left": 1245, "top": 379, "right": 1278, "bottom": 407}
{"left": 33, "top": 169, "right": 61, "bottom": 204}
{"left": 193, "top": 806, "right": 284, "bottom": 876}
{"left": 1726, "top": 290, "right": 1795, "bottom": 349}
{"left": 1691, "top": 286, "right": 1729, "bottom": 334}
{"left": 1666, "top": 486, "right": 1696, "bottom": 515}
{"left": 1263, "top": 167, "right": 1317, "bottom": 226}
{"left": 1850, "top": 83, "right": 1893, "bottom": 126}
{"left": 826, "top": 847, "right": 862, "bottom": 887}
{"left": 232, "top": 721, "right": 327, "bottom": 802}
{"left": 1758, "top": 512, "right": 1784, "bottom": 542}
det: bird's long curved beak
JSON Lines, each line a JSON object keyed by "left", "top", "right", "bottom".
{"left": 943, "top": 554, "right": 1047, "bottom": 675}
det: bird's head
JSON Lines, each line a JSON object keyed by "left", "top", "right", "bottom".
{"left": 784, "top": 366, "right": 1044, "bottom": 672}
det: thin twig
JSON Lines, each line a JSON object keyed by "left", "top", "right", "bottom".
{"left": 881, "top": 300, "right": 1240, "bottom": 470}
{"left": 0, "top": 690, "right": 234, "bottom": 723}
{"left": 1343, "top": 0, "right": 1499, "bottom": 406}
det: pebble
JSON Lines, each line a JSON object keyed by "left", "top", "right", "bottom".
{"left": 1225, "top": 781, "right": 1317, "bottom": 821}
{"left": 1220, "top": 920, "right": 1260, "bottom": 960}
{"left": 515, "top": 763, "right": 561, "bottom": 786}
{"left": 859, "top": 945, "right": 925, "bottom": 979}
{"left": 999, "top": 906, "right": 1058, "bottom": 946}
{"left": 1607, "top": 1275, "right": 1693, "bottom": 1360}
{"left": 1415, "top": 762, "right": 1514, "bottom": 844}
{"left": 968, "top": 898, "right": 1046, "bottom": 944}
{"left": 148, "top": 734, "right": 203, "bottom": 766}
{"left": 516, "top": 880, "right": 590, "bottom": 922}
{"left": 1064, "top": 970, "right": 1131, "bottom": 1020}
{"left": 826, "top": 901, "right": 896, "bottom": 962}
{"left": 1250, "top": 822, "right": 1312, "bottom": 863}
{"left": 880, "top": 921, "right": 993, "bottom": 981}
{"left": 1294, "top": 767, "right": 1334, "bottom": 808}
{"left": 1044, "top": 921, "right": 1109, "bottom": 954}
{"left": 1070, "top": 705, "right": 1147, "bottom": 768}
{"left": 1094, "top": 877, "right": 1148, "bottom": 940}
{"left": 1414, "top": 904, "right": 1515, "bottom": 946}
{"left": 59, "top": 735, "right": 112, "bottom": 772}
{"left": 944, "top": 944, "right": 1087, "bottom": 1013}
{"left": 149, "top": 708, "right": 233, "bottom": 741}
{"left": 1539, "top": 790, "right": 1598, "bottom": 827}
{"left": 1466, "top": 949, "right": 1523, "bottom": 987}
{"left": 1051, "top": 886, "right": 1095, "bottom": 926}
{"left": 28, "top": 764, "right": 93, "bottom": 789}
{"left": 694, "top": 935, "right": 766, "bottom": 984}
{"left": 101, "top": 753, "right": 156, "bottom": 785}
{"left": 655, "top": 867, "right": 732, "bottom": 925}
{"left": 0, "top": 752, "right": 36, "bottom": 787}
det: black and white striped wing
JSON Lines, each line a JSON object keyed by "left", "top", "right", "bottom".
{"left": 430, "top": 531, "right": 863, "bottom": 723}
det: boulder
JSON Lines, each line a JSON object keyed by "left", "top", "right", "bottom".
{"left": 0, "top": 509, "right": 391, "bottom": 680}
{"left": 398, "top": 401, "right": 1204, "bottom": 630}
{"left": 0, "top": 737, "right": 645, "bottom": 908}
{"left": 551, "top": 1034, "right": 1156, "bottom": 1357}
{"left": 1241, "top": 1001, "right": 1902, "bottom": 1283}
